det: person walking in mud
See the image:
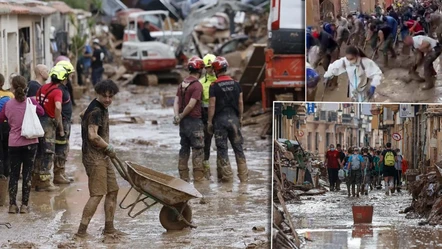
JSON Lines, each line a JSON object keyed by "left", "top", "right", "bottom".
{"left": 322, "top": 46, "right": 382, "bottom": 102}
{"left": 380, "top": 142, "right": 397, "bottom": 196}
{"left": 76, "top": 79, "right": 125, "bottom": 238}
{"left": 200, "top": 54, "right": 217, "bottom": 180}
{"left": 311, "top": 29, "right": 340, "bottom": 90}
{"left": 207, "top": 56, "right": 248, "bottom": 183}
{"left": 173, "top": 56, "right": 205, "bottom": 182}
{"left": 348, "top": 147, "right": 364, "bottom": 197}
{"left": 394, "top": 148, "right": 403, "bottom": 193}
{"left": 347, "top": 14, "right": 365, "bottom": 48}
{"left": 53, "top": 60, "right": 75, "bottom": 184}
{"left": 324, "top": 144, "right": 340, "bottom": 192}
{"left": 361, "top": 147, "right": 373, "bottom": 195}
{"left": 336, "top": 144, "right": 346, "bottom": 191}
{"left": 403, "top": 35, "right": 441, "bottom": 90}
{"left": 373, "top": 150, "right": 383, "bottom": 189}
{"left": 34, "top": 65, "right": 67, "bottom": 192}
{"left": 0, "top": 76, "right": 44, "bottom": 213}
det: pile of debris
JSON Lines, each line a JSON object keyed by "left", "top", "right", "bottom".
{"left": 273, "top": 140, "right": 326, "bottom": 203}
{"left": 405, "top": 162, "right": 442, "bottom": 225}
{"left": 242, "top": 103, "right": 271, "bottom": 138}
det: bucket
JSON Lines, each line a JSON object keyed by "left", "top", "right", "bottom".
{"left": 0, "top": 177, "right": 8, "bottom": 206}
{"left": 352, "top": 205, "right": 373, "bottom": 224}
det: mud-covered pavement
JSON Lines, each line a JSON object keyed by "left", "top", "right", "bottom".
{"left": 313, "top": 46, "right": 442, "bottom": 103}
{"left": 0, "top": 84, "right": 271, "bottom": 248}
{"left": 289, "top": 184, "right": 442, "bottom": 249}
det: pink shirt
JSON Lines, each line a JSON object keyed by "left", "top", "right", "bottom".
{"left": 0, "top": 98, "right": 45, "bottom": 147}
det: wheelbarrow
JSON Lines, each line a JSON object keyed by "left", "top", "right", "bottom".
{"left": 110, "top": 158, "right": 202, "bottom": 231}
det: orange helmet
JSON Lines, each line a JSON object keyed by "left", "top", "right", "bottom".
{"left": 187, "top": 56, "right": 204, "bottom": 72}
{"left": 211, "top": 56, "right": 229, "bottom": 74}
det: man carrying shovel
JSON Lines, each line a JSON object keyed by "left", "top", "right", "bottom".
{"left": 76, "top": 80, "right": 126, "bottom": 238}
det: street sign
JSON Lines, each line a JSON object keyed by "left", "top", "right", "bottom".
{"left": 392, "top": 133, "right": 402, "bottom": 141}
{"left": 274, "top": 102, "right": 282, "bottom": 115}
{"left": 298, "top": 130, "right": 304, "bottom": 137}
{"left": 399, "top": 104, "right": 415, "bottom": 118}
{"left": 306, "top": 103, "right": 315, "bottom": 114}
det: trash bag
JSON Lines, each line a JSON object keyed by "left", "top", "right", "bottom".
{"left": 338, "top": 169, "right": 345, "bottom": 180}
{"left": 21, "top": 98, "right": 44, "bottom": 139}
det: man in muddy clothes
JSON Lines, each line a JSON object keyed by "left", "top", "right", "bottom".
{"left": 34, "top": 65, "right": 67, "bottom": 192}
{"left": 348, "top": 147, "right": 364, "bottom": 197}
{"left": 76, "top": 80, "right": 123, "bottom": 237}
{"left": 173, "top": 56, "right": 205, "bottom": 182}
{"left": 207, "top": 56, "right": 248, "bottom": 183}
{"left": 311, "top": 30, "right": 339, "bottom": 89}
{"left": 404, "top": 35, "right": 441, "bottom": 90}
{"left": 347, "top": 14, "right": 365, "bottom": 47}
{"left": 53, "top": 60, "right": 76, "bottom": 184}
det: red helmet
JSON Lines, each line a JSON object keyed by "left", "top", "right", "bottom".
{"left": 187, "top": 56, "right": 204, "bottom": 71}
{"left": 211, "top": 56, "right": 229, "bottom": 74}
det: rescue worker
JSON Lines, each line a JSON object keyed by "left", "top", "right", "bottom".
{"left": 404, "top": 35, "right": 441, "bottom": 90}
{"left": 323, "top": 46, "right": 382, "bottom": 102}
{"left": 207, "top": 57, "right": 248, "bottom": 183}
{"left": 347, "top": 14, "right": 365, "bottom": 47}
{"left": 76, "top": 80, "right": 124, "bottom": 237}
{"left": 34, "top": 65, "right": 67, "bottom": 192}
{"left": 200, "top": 54, "right": 217, "bottom": 180}
{"left": 53, "top": 60, "right": 75, "bottom": 184}
{"left": 173, "top": 56, "right": 205, "bottom": 182}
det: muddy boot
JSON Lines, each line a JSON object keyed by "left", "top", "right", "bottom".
{"left": 203, "top": 160, "right": 211, "bottom": 180}
{"left": 36, "top": 180, "right": 60, "bottom": 192}
{"left": 19, "top": 205, "right": 29, "bottom": 214}
{"left": 237, "top": 162, "right": 249, "bottom": 183}
{"left": 179, "top": 170, "right": 190, "bottom": 182}
{"left": 178, "top": 156, "right": 190, "bottom": 182}
{"left": 421, "top": 78, "right": 435, "bottom": 90}
{"left": 53, "top": 173, "right": 70, "bottom": 185}
{"left": 193, "top": 169, "right": 205, "bottom": 182}
{"left": 217, "top": 165, "right": 233, "bottom": 183}
{"left": 0, "top": 176, "right": 8, "bottom": 206}
{"left": 8, "top": 204, "right": 19, "bottom": 214}
{"left": 409, "top": 72, "right": 425, "bottom": 82}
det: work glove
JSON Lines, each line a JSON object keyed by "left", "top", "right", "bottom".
{"left": 173, "top": 115, "right": 181, "bottom": 125}
{"left": 368, "top": 86, "right": 376, "bottom": 99}
{"left": 105, "top": 144, "right": 117, "bottom": 158}
{"left": 207, "top": 122, "right": 214, "bottom": 135}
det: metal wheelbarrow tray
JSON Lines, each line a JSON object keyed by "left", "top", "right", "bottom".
{"left": 111, "top": 158, "right": 202, "bottom": 231}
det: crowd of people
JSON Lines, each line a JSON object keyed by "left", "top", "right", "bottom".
{"left": 306, "top": 0, "right": 442, "bottom": 101}
{"left": 324, "top": 142, "right": 407, "bottom": 197}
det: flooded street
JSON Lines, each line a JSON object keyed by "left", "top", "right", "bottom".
{"left": 0, "top": 85, "right": 271, "bottom": 248}
{"left": 289, "top": 186, "right": 442, "bottom": 249}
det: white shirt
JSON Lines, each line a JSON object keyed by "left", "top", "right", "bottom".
{"left": 323, "top": 57, "right": 383, "bottom": 101}
{"left": 337, "top": 18, "right": 348, "bottom": 29}
{"left": 412, "top": 35, "right": 438, "bottom": 49}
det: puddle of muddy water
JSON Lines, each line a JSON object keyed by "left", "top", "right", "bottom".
{"left": 288, "top": 187, "right": 442, "bottom": 249}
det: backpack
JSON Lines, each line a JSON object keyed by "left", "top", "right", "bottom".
{"left": 384, "top": 150, "right": 395, "bottom": 166}
{"left": 350, "top": 155, "right": 361, "bottom": 170}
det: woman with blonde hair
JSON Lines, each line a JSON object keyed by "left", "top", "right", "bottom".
{"left": 0, "top": 75, "right": 44, "bottom": 213}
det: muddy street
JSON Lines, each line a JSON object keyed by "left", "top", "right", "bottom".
{"left": 290, "top": 187, "right": 442, "bottom": 249}
{"left": 0, "top": 85, "right": 271, "bottom": 248}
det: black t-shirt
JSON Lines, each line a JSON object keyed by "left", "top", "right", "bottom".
{"left": 58, "top": 84, "right": 72, "bottom": 119}
{"left": 209, "top": 75, "right": 242, "bottom": 118}
{"left": 380, "top": 25, "right": 392, "bottom": 38}
{"left": 363, "top": 154, "right": 373, "bottom": 168}
{"left": 81, "top": 99, "right": 109, "bottom": 165}
{"left": 339, "top": 151, "right": 346, "bottom": 163}
{"left": 27, "top": 80, "right": 41, "bottom": 97}
{"left": 91, "top": 48, "right": 103, "bottom": 69}
{"left": 318, "top": 31, "right": 338, "bottom": 53}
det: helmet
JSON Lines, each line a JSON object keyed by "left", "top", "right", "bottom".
{"left": 49, "top": 65, "right": 68, "bottom": 81}
{"left": 211, "top": 56, "right": 229, "bottom": 74}
{"left": 56, "top": 60, "right": 75, "bottom": 74}
{"left": 202, "top": 54, "right": 216, "bottom": 67}
{"left": 187, "top": 56, "right": 204, "bottom": 71}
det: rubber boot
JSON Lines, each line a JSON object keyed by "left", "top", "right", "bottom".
{"left": 421, "top": 77, "right": 435, "bottom": 90}
{"left": 0, "top": 176, "right": 8, "bottom": 206}
{"left": 178, "top": 155, "right": 190, "bottom": 182}
{"left": 203, "top": 160, "right": 211, "bottom": 180}
{"left": 36, "top": 179, "right": 60, "bottom": 192}
{"left": 237, "top": 162, "right": 249, "bottom": 183}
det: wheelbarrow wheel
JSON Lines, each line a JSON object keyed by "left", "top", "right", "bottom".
{"left": 159, "top": 203, "right": 192, "bottom": 231}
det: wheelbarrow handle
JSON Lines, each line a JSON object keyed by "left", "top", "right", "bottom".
{"left": 111, "top": 157, "right": 136, "bottom": 187}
